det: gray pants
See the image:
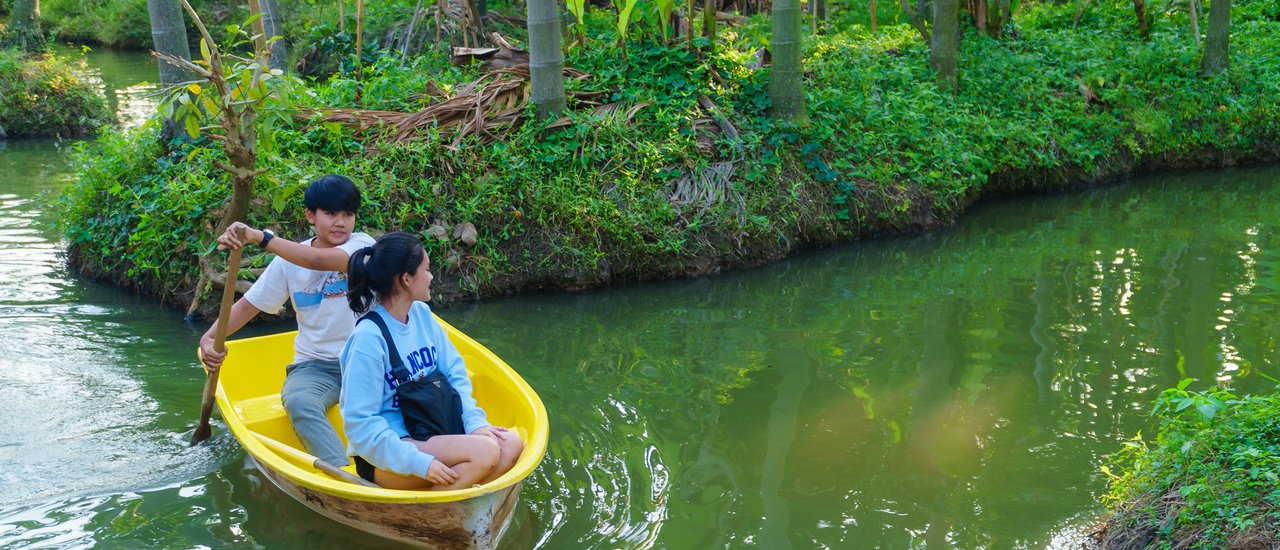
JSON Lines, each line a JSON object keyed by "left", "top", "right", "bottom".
{"left": 282, "top": 359, "right": 349, "bottom": 466}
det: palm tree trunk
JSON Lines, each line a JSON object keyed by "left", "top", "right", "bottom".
{"left": 259, "top": 0, "right": 288, "bottom": 72}
{"left": 4, "top": 0, "right": 45, "bottom": 51}
{"left": 147, "top": 0, "right": 193, "bottom": 140}
{"left": 768, "top": 0, "right": 808, "bottom": 123}
{"left": 527, "top": 0, "right": 566, "bottom": 119}
{"left": 930, "top": 0, "right": 959, "bottom": 90}
{"left": 1199, "top": 0, "right": 1230, "bottom": 75}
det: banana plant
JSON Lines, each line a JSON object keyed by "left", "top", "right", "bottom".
{"left": 567, "top": 0, "right": 588, "bottom": 48}
{"left": 654, "top": 0, "right": 677, "bottom": 43}
{"left": 615, "top": 0, "right": 640, "bottom": 56}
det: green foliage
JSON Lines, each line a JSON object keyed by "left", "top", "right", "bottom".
{"left": 54, "top": 127, "right": 226, "bottom": 285}
{"left": 157, "top": 14, "right": 300, "bottom": 145}
{"left": 41, "top": 0, "right": 154, "bottom": 48}
{"left": 1101, "top": 381, "right": 1280, "bottom": 548}
{"left": 51, "top": 0, "right": 1280, "bottom": 306}
{"left": 0, "top": 48, "right": 111, "bottom": 137}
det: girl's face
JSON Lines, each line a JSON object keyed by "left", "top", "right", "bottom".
{"left": 401, "top": 252, "right": 433, "bottom": 303}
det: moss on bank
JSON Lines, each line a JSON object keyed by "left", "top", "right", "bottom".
{"left": 0, "top": 49, "right": 111, "bottom": 138}
{"left": 53, "top": 0, "right": 1280, "bottom": 317}
{"left": 1095, "top": 383, "right": 1280, "bottom": 549}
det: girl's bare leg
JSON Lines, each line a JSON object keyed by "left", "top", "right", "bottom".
{"left": 371, "top": 435, "right": 500, "bottom": 491}
{"left": 479, "top": 432, "right": 524, "bottom": 484}
{"left": 411, "top": 434, "right": 500, "bottom": 490}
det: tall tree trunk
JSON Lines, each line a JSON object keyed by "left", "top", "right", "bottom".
{"left": 526, "top": 0, "right": 566, "bottom": 119}
{"left": 975, "top": 0, "right": 988, "bottom": 35}
{"left": 900, "top": 0, "right": 930, "bottom": 43}
{"left": 259, "top": 0, "right": 288, "bottom": 72}
{"left": 1199, "top": 0, "right": 1230, "bottom": 75}
{"left": 1132, "top": 0, "right": 1149, "bottom": 41}
{"left": 1188, "top": 0, "right": 1201, "bottom": 46}
{"left": 930, "top": 0, "right": 959, "bottom": 90}
{"left": 4, "top": 0, "right": 45, "bottom": 51}
{"left": 768, "top": 0, "right": 808, "bottom": 123}
{"left": 687, "top": 0, "right": 697, "bottom": 48}
{"left": 870, "top": 0, "right": 877, "bottom": 32}
{"left": 148, "top": 0, "right": 193, "bottom": 140}
{"left": 703, "top": 0, "right": 717, "bottom": 42}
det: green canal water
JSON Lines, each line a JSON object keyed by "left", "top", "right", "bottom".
{"left": 3, "top": 50, "right": 1280, "bottom": 549}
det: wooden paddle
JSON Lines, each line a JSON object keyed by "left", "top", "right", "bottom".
{"left": 252, "top": 431, "right": 379, "bottom": 488}
{"left": 190, "top": 227, "right": 245, "bottom": 446}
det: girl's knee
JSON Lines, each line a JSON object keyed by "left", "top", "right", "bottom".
{"left": 503, "top": 434, "right": 525, "bottom": 456}
{"left": 472, "top": 436, "right": 501, "bottom": 470}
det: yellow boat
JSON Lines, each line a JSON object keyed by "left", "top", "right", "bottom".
{"left": 212, "top": 314, "right": 548, "bottom": 549}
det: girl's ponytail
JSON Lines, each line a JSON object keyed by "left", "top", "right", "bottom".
{"left": 345, "top": 232, "right": 425, "bottom": 314}
{"left": 347, "top": 246, "right": 376, "bottom": 313}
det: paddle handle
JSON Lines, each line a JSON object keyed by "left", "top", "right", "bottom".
{"left": 252, "top": 431, "right": 379, "bottom": 488}
{"left": 191, "top": 227, "right": 245, "bottom": 446}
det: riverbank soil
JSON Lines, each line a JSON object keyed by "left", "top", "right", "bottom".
{"left": 54, "top": 0, "right": 1280, "bottom": 319}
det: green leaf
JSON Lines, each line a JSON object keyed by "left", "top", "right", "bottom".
{"left": 616, "top": 0, "right": 640, "bottom": 40}
{"left": 184, "top": 113, "right": 201, "bottom": 138}
{"left": 1197, "top": 402, "right": 1218, "bottom": 420}
{"left": 1176, "top": 378, "right": 1194, "bottom": 390}
{"left": 199, "top": 38, "right": 211, "bottom": 62}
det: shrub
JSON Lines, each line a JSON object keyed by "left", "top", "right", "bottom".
{"left": 1097, "top": 381, "right": 1280, "bottom": 549}
{"left": 0, "top": 48, "right": 111, "bottom": 137}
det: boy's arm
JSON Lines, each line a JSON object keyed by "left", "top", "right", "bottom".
{"left": 218, "top": 221, "right": 352, "bottom": 272}
{"left": 199, "top": 298, "right": 261, "bottom": 372}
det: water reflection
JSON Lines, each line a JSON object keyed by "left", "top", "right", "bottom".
{"left": 448, "top": 166, "right": 1280, "bottom": 549}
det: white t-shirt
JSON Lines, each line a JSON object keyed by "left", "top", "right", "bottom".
{"left": 243, "top": 232, "right": 376, "bottom": 364}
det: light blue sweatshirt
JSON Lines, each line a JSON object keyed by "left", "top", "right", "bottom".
{"left": 338, "top": 302, "right": 489, "bottom": 478}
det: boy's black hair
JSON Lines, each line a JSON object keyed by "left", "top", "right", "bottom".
{"left": 303, "top": 174, "right": 362, "bottom": 213}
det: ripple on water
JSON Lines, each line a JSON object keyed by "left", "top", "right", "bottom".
{"left": 522, "top": 395, "right": 669, "bottom": 549}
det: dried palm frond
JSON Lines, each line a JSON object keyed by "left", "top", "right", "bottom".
{"left": 303, "top": 67, "right": 621, "bottom": 149}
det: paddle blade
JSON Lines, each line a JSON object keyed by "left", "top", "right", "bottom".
{"left": 190, "top": 423, "right": 212, "bottom": 446}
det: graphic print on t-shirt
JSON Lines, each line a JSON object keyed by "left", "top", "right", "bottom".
{"left": 291, "top": 271, "right": 349, "bottom": 310}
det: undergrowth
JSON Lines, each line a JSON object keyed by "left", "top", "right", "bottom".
{"left": 51, "top": 0, "right": 1280, "bottom": 312}
{"left": 0, "top": 48, "right": 111, "bottom": 137}
{"left": 1096, "top": 380, "right": 1280, "bottom": 549}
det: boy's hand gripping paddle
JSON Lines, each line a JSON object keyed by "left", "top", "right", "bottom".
{"left": 190, "top": 227, "right": 245, "bottom": 446}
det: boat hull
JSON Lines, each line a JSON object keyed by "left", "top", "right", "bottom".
{"left": 210, "top": 314, "right": 548, "bottom": 549}
{"left": 254, "top": 455, "right": 521, "bottom": 549}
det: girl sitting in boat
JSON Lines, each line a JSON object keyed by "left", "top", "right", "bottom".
{"left": 339, "top": 232, "right": 523, "bottom": 489}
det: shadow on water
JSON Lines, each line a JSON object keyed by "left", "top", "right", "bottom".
{"left": 3, "top": 46, "right": 1280, "bottom": 549}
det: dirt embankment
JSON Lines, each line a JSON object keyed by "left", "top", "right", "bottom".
{"left": 67, "top": 141, "right": 1280, "bottom": 322}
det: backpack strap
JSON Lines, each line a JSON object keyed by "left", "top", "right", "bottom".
{"left": 358, "top": 311, "right": 413, "bottom": 384}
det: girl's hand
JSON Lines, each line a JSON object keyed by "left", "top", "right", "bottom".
{"left": 425, "top": 459, "right": 459, "bottom": 486}
{"left": 472, "top": 425, "right": 510, "bottom": 441}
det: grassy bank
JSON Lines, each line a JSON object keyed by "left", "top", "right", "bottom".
{"left": 54, "top": 0, "right": 1280, "bottom": 315}
{"left": 0, "top": 48, "right": 111, "bottom": 138}
{"left": 1095, "top": 382, "right": 1280, "bottom": 549}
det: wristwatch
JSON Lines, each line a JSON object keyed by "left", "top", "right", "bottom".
{"left": 259, "top": 229, "right": 275, "bottom": 249}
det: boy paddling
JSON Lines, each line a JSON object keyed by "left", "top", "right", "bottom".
{"left": 200, "top": 174, "right": 373, "bottom": 467}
